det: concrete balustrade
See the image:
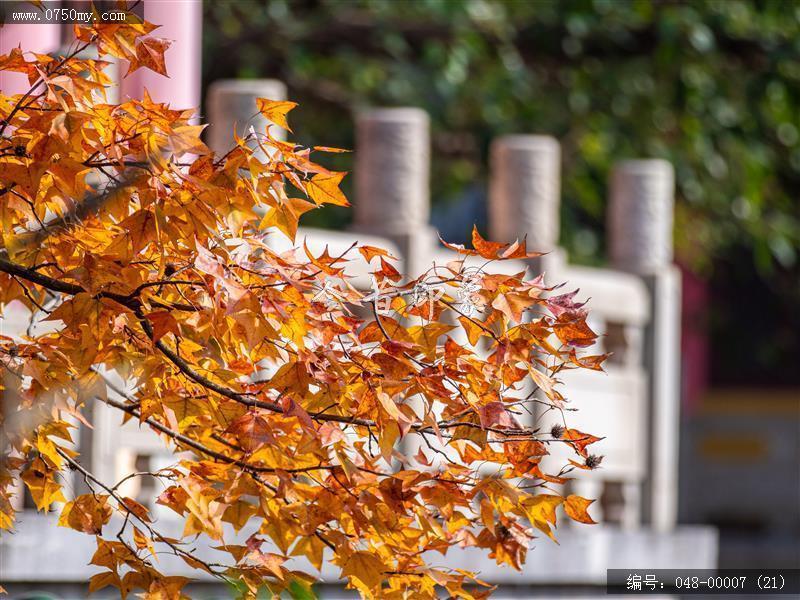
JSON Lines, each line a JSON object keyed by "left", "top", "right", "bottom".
{"left": 206, "top": 79, "right": 288, "bottom": 158}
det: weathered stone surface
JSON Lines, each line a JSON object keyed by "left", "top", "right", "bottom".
{"left": 609, "top": 159, "right": 675, "bottom": 275}
{"left": 206, "top": 79, "right": 287, "bottom": 157}
{"left": 352, "top": 108, "right": 437, "bottom": 275}
{"left": 489, "top": 135, "right": 561, "bottom": 251}
{"left": 354, "top": 108, "right": 430, "bottom": 234}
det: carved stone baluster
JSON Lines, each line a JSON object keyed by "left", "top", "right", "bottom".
{"left": 489, "top": 134, "right": 566, "bottom": 432}
{"left": 621, "top": 481, "right": 642, "bottom": 530}
{"left": 609, "top": 159, "right": 680, "bottom": 533}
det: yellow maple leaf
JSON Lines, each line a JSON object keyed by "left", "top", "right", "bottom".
{"left": 342, "top": 551, "right": 387, "bottom": 595}
{"left": 564, "top": 494, "right": 597, "bottom": 524}
{"left": 255, "top": 97, "right": 298, "bottom": 131}
{"left": 58, "top": 494, "right": 113, "bottom": 535}
{"left": 521, "top": 494, "right": 563, "bottom": 540}
{"left": 258, "top": 197, "right": 317, "bottom": 240}
{"left": 21, "top": 458, "right": 66, "bottom": 512}
{"left": 304, "top": 171, "right": 350, "bottom": 206}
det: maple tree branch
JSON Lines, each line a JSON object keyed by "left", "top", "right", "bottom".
{"left": 369, "top": 299, "right": 431, "bottom": 373}
{"left": 114, "top": 513, "right": 141, "bottom": 566}
{"left": 100, "top": 393, "right": 269, "bottom": 472}
{"left": 54, "top": 447, "right": 229, "bottom": 578}
{"left": 32, "top": 172, "right": 144, "bottom": 246}
{"left": 83, "top": 132, "right": 143, "bottom": 164}
{"left": 12, "top": 189, "right": 48, "bottom": 231}
{"left": 0, "top": 254, "right": 199, "bottom": 317}
{"left": 0, "top": 254, "right": 557, "bottom": 443}
{"left": 0, "top": 253, "right": 371, "bottom": 425}
{"left": 137, "top": 313, "right": 283, "bottom": 408}
{"left": 8, "top": 275, "right": 49, "bottom": 313}
{"left": 88, "top": 381, "right": 349, "bottom": 553}
{"left": 83, "top": 160, "right": 154, "bottom": 169}
{"left": 315, "top": 530, "right": 336, "bottom": 552}
{"left": 110, "top": 469, "right": 173, "bottom": 493}
{"left": 99, "top": 394, "right": 345, "bottom": 476}
{"left": 440, "top": 298, "right": 500, "bottom": 342}
{"left": 98, "top": 383, "right": 479, "bottom": 488}
{"left": 145, "top": 307, "right": 551, "bottom": 438}
{"left": 128, "top": 280, "right": 205, "bottom": 296}
{"left": 0, "top": 254, "right": 146, "bottom": 314}
{"left": 135, "top": 309, "right": 390, "bottom": 429}
{"left": 0, "top": 255, "right": 86, "bottom": 296}
{"left": 95, "top": 393, "right": 348, "bottom": 555}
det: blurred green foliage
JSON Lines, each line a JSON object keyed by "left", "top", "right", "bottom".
{"left": 203, "top": 0, "right": 799, "bottom": 274}
{"left": 202, "top": 0, "right": 800, "bottom": 383}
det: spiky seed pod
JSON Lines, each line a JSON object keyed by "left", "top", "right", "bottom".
{"left": 585, "top": 454, "right": 604, "bottom": 469}
{"left": 550, "top": 423, "right": 564, "bottom": 439}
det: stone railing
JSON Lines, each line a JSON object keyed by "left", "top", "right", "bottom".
{"left": 198, "top": 80, "right": 680, "bottom": 531}
{"left": 82, "top": 80, "right": 684, "bottom": 535}
{"left": 1, "top": 14, "right": 716, "bottom": 590}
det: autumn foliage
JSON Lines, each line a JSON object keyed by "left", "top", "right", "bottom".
{"left": 0, "top": 12, "right": 606, "bottom": 600}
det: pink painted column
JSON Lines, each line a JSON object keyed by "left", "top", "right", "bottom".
{"left": 0, "top": 24, "right": 61, "bottom": 95}
{"left": 119, "top": 0, "right": 202, "bottom": 115}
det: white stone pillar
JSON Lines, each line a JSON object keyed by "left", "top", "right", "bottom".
{"left": 489, "top": 135, "right": 561, "bottom": 252}
{"left": 352, "top": 108, "right": 436, "bottom": 276}
{"left": 206, "top": 79, "right": 287, "bottom": 158}
{"left": 609, "top": 160, "right": 675, "bottom": 274}
{"left": 489, "top": 135, "right": 565, "bottom": 435}
{"left": 609, "top": 159, "right": 681, "bottom": 533}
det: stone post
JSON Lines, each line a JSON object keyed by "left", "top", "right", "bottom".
{"left": 206, "top": 79, "right": 287, "bottom": 158}
{"left": 352, "top": 108, "right": 437, "bottom": 276}
{"left": 488, "top": 135, "right": 566, "bottom": 274}
{"left": 609, "top": 160, "right": 675, "bottom": 273}
{"left": 488, "top": 135, "right": 565, "bottom": 435}
{"left": 120, "top": 0, "right": 202, "bottom": 118}
{"left": 609, "top": 159, "right": 681, "bottom": 532}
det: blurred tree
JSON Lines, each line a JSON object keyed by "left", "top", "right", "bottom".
{"left": 202, "top": 0, "right": 800, "bottom": 384}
